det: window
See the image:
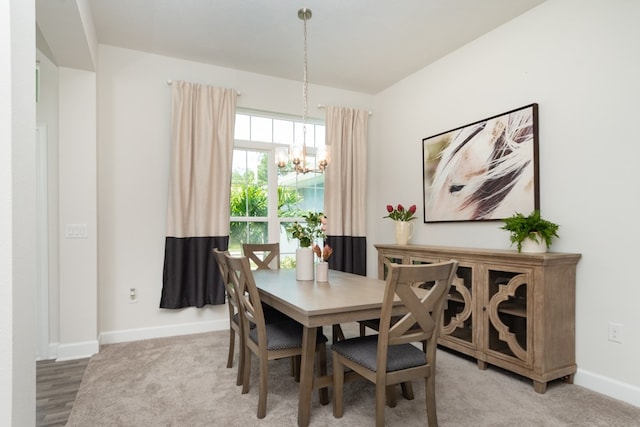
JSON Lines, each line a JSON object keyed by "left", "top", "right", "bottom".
{"left": 229, "top": 110, "right": 326, "bottom": 266}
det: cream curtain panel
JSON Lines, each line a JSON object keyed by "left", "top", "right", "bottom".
{"left": 324, "top": 105, "right": 369, "bottom": 275}
{"left": 160, "top": 81, "right": 236, "bottom": 308}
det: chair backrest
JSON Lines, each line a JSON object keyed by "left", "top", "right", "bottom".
{"left": 212, "top": 248, "right": 238, "bottom": 310}
{"left": 377, "top": 260, "right": 459, "bottom": 370}
{"left": 242, "top": 243, "right": 280, "bottom": 270}
{"left": 225, "top": 254, "right": 267, "bottom": 340}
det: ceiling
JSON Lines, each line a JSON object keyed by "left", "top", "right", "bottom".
{"left": 39, "top": 0, "right": 546, "bottom": 94}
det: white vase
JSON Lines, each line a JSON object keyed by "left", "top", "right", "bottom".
{"left": 316, "top": 262, "right": 329, "bottom": 282}
{"left": 395, "top": 221, "right": 415, "bottom": 245}
{"left": 296, "top": 247, "right": 314, "bottom": 280}
{"left": 520, "top": 233, "right": 548, "bottom": 253}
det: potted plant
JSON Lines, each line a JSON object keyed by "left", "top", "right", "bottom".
{"left": 287, "top": 211, "right": 327, "bottom": 280}
{"left": 501, "top": 210, "right": 559, "bottom": 253}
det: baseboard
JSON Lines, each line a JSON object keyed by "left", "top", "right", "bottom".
{"left": 575, "top": 367, "right": 640, "bottom": 408}
{"left": 99, "top": 319, "right": 228, "bottom": 346}
{"left": 56, "top": 340, "right": 100, "bottom": 361}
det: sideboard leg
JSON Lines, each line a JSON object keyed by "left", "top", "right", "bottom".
{"left": 477, "top": 360, "right": 488, "bottom": 370}
{"left": 533, "top": 380, "right": 547, "bottom": 394}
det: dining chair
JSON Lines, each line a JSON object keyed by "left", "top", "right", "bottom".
{"left": 242, "top": 243, "right": 280, "bottom": 270}
{"left": 332, "top": 260, "right": 458, "bottom": 427}
{"left": 212, "top": 248, "right": 245, "bottom": 386}
{"left": 225, "top": 253, "right": 329, "bottom": 419}
{"left": 242, "top": 242, "right": 299, "bottom": 377}
{"left": 242, "top": 243, "right": 290, "bottom": 322}
{"left": 356, "top": 259, "right": 435, "bottom": 404}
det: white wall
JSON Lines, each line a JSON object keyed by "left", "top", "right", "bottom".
{"left": 96, "top": 45, "right": 373, "bottom": 343}
{"left": 57, "top": 67, "right": 98, "bottom": 359}
{"left": 1, "top": 0, "right": 37, "bottom": 424}
{"left": 369, "top": 0, "right": 640, "bottom": 406}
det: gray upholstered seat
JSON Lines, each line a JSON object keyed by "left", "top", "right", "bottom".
{"left": 249, "top": 321, "right": 328, "bottom": 351}
{"left": 332, "top": 335, "right": 426, "bottom": 372}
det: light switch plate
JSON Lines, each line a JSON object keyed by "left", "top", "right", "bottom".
{"left": 66, "top": 224, "right": 88, "bottom": 238}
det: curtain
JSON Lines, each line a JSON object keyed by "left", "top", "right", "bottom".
{"left": 160, "top": 81, "right": 236, "bottom": 308}
{"left": 324, "top": 106, "right": 369, "bottom": 276}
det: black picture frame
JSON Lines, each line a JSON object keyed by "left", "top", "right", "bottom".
{"left": 422, "top": 103, "right": 539, "bottom": 223}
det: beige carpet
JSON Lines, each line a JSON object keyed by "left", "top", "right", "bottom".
{"left": 66, "top": 326, "right": 640, "bottom": 426}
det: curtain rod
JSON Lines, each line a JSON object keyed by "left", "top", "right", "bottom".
{"left": 167, "top": 80, "right": 241, "bottom": 96}
{"left": 317, "top": 104, "right": 372, "bottom": 116}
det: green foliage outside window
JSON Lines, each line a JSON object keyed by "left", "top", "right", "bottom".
{"left": 229, "top": 153, "right": 305, "bottom": 248}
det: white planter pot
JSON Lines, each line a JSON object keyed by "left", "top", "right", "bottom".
{"left": 296, "top": 247, "right": 314, "bottom": 280}
{"left": 520, "top": 234, "right": 548, "bottom": 253}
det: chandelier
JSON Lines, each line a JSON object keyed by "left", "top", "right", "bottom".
{"left": 276, "top": 8, "right": 329, "bottom": 174}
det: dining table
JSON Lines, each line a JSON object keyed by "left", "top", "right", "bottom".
{"left": 252, "top": 267, "right": 425, "bottom": 427}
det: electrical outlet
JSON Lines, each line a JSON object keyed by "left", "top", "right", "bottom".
{"left": 608, "top": 322, "right": 623, "bottom": 343}
{"left": 129, "top": 287, "right": 138, "bottom": 303}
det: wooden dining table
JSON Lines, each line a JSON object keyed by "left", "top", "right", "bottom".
{"left": 253, "top": 267, "right": 420, "bottom": 427}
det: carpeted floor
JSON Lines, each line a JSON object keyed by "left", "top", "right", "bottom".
{"left": 66, "top": 325, "right": 640, "bottom": 426}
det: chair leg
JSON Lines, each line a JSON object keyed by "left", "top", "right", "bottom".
{"left": 241, "top": 348, "right": 251, "bottom": 394}
{"left": 317, "top": 343, "right": 329, "bottom": 405}
{"left": 290, "top": 356, "right": 296, "bottom": 377}
{"left": 332, "top": 324, "right": 345, "bottom": 343}
{"left": 292, "top": 355, "right": 301, "bottom": 382}
{"left": 227, "top": 327, "right": 235, "bottom": 368}
{"left": 332, "top": 353, "right": 344, "bottom": 418}
{"left": 376, "top": 383, "right": 387, "bottom": 427}
{"left": 359, "top": 322, "right": 367, "bottom": 337}
{"left": 425, "top": 375, "right": 437, "bottom": 427}
{"left": 401, "top": 381, "right": 415, "bottom": 400}
{"left": 386, "top": 385, "right": 397, "bottom": 408}
{"left": 236, "top": 333, "right": 245, "bottom": 386}
{"left": 257, "top": 355, "right": 269, "bottom": 419}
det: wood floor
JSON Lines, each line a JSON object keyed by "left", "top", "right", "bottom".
{"left": 36, "top": 358, "right": 90, "bottom": 427}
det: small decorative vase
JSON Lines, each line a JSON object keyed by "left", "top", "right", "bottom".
{"left": 520, "top": 233, "right": 547, "bottom": 253}
{"left": 316, "top": 262, "right": 329, "bottom": 282}
{"left": 395, "top": 220, "right": 415, "bottom": 245}
{"left": 296, "top": 247, "right": 314, "bottom": 280}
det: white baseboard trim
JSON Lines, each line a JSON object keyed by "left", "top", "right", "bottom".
{"left": 56, "top": 340, "right": 100, "bottom": 361}
{"left": 575, "top": 367, "right": 640, "bottom": 408}
{"left": 99, "top": 319, "right": 229, "bottom": 346}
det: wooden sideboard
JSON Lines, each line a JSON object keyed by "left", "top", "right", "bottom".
{"left": 375, "top": 244, "right": 581, "bottom": 393}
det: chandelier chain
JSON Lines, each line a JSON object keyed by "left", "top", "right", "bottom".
{"left": 302, "top": 12, "right": 308, "bottom": 126}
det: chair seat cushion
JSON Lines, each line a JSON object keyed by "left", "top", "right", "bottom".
{"left": 331, "top": 335, "right": 427, "bottom": 372}
{"left": 249, "top": 321, "right": 328, "bottom": 351}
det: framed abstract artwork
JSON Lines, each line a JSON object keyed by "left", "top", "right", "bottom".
{"left": 422, "top": 103, "right": 539, "bottom": 223}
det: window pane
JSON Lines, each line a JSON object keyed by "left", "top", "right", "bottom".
{"left": 273, "top": 119, "right": 294, "bottom": 145}
{"left": 235, "top": 114, "right": 250, "bottom": 140}
{"left": 277, "top": 172, "right": 324, "bottom": 215}
{"left": 231, "top": 149, "right": 268, "bottom": 217}
{"left": 229, "top": 221, "right": 268, "bottom": 253}
{"left": 279, "top": 220, "right": 297, "bottom": 268}
{"left": 251, "top": 116, "right": 273, "bottom": 143}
